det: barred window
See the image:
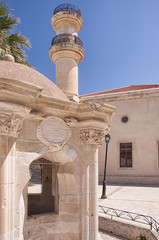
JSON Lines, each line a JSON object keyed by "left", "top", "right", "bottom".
{"left": 120, "top": 143, "right": 132, "bottom": 167}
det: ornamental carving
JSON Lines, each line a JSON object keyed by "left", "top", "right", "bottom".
{"left": 37, "top": 117, "right": 71, "bottom": 152}
{"left": 79, "top": 128, "right": 104, "bottom": 145}
{"left": 0, "top": 113, "right": 22, "bottom": 137}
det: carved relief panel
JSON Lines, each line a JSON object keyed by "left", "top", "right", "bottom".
{"left": 79, "top": 128, "right": 104, "bottom": 146}
{"left": 0, "top": 112, "right": 22, "bottom": 137}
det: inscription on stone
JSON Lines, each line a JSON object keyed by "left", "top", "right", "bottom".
{"left": 37, "top": 117, "right": 71, "bottom": 152}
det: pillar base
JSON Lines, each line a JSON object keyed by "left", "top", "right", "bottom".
{"left": 101, "top": 195, "right": 107, "bottom": 199}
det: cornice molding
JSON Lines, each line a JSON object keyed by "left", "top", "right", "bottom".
{"left": 49, "top": 43, "right": 85, "bottom": 64}
{"left": 80, "top": 88, "right": 159, "bottom": 103}
{"left": 51, "top": 12, "right": 83, "bottom": 33}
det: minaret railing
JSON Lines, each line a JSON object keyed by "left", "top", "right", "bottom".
{"left": 53, "top": 3, "right": 81, "bottom": 16}
{"left": 51, "top": 34, "right": 83, "bottom": 47}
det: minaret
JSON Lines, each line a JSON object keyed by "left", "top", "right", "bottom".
{"left": 49, "top": 3, "right": 85, "bottom": 102}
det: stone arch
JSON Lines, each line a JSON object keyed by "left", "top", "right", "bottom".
{"left": 42, "top": 144, "right": 80, "bottom": 196}
{"left": 28, "top": 158, "right": 58, "bottom": 216}
{"left": 15, "top": 152, "right": 44, "bottom": 239}
{"left": 17, "top": 143, "right": 79, "bottom": 219}
{"left": 16, "top": 143, "right": 81, "bottom": 239}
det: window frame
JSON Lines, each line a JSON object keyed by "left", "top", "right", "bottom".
{"left": 120, "top": 142, "right": 132, "bottom": 168}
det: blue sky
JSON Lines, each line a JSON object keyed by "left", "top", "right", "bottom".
{"left": 8, "top": 0, "right": 159, "bottom": 95}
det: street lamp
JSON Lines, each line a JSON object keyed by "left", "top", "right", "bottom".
{"left": 101, "top": 133, "right": 111, "bottom": 199}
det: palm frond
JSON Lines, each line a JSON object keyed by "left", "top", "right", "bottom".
{"left": 0, "top": 0, "right": 32, "bottom": 67}
{"left": 0, "top": 1, "right": 18, "bottom": 30}
{"left": 0, "top": 15, "right": 18, "bottom": 30}
{"left": 0, "top": 1, "right": 9, "bottom": 16}
{"left": 8, "top": 33, "right": 31, "bottom": 48}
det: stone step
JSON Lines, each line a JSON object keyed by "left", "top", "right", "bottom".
{"left": 99, "top": 231, "right": 129, "bottom": 240}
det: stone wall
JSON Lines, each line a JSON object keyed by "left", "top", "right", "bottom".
{"left": 99, "top": 215, "right": 158, "bottom": 240}
{"left": 98, "top": 96, "right": 159, "bottom": 185}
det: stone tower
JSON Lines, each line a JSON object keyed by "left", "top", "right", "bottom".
{"left": 49, "top": 3, "right": 85, "bottom": 102}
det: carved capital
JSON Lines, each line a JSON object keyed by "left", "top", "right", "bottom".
{"left": 79, "top": 128, "right": 104, "bottom": 146}
{"left": 0, "top": 112, "right": 22, "bottom": 137}
{"left": 37, "top": 117, "right": 71, "bottom": 152}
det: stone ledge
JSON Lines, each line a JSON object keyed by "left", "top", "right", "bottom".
{"left": 99, "top": 215, "right": 158, "bottom": 240}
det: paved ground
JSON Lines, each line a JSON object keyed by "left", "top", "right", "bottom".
{"left": 98, "top": 184, "right": 159, "bottom": 239}
{"left": 99, "top": 231, "right": 128, "bottom": 240}
{"left": 98, "top": 184, "right": 159, "bottom": 222}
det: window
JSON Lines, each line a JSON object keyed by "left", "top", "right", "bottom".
{"left": 28, "top": 164, "right": 42, "bottom": 194}
{"left": 28, "top": 158, "right": 58, "bottom": 216}
{"left": 120, "top": 143, "right": 132, "bottom": 167}
{"left": 121, "top": 116, "right": 128, "bottom": 123}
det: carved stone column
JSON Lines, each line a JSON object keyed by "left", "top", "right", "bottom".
{"left": 79, "top": 127, "right": 104, "bottom": 240}
{"left": 80, "top": 144, "right": 90, "bottom": 240}
{"left": 0, "top": 113, "right": 23, "bottom": 240}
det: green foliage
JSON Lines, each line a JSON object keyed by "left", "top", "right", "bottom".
{"left": 28, "top": 181, "right": 35, "bottom": 187}
{"left": 0, "top": 0, "right": 31, "bottom": 66}
{"left": 139, "top": 236, "right": 147, "bottom": 240}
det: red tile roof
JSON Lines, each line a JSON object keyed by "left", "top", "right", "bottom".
{"left": 80, "top": 84, "right": 159, "bottom": 97}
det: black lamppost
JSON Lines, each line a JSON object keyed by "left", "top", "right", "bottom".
{"left": 101, "top": 133, "right": 111, "bottom": 199}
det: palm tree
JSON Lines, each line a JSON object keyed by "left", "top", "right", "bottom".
{"left": 0, "top": 1, "right": 31, "bottom": 66}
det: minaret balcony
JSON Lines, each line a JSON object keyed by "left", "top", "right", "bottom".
{"left": 51, "top": 34, "right": 83, "bottom": 48}
{"left": 53, "top": 3, "right": 81, "bottom": 17}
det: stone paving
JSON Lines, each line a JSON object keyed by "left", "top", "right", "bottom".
{"left": 98, "top": 184, "right": 159, "bottom": 222}
{"left": 98, "top": 184, "right": 159, "bottom": 239}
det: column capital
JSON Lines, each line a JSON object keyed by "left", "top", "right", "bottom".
{"left": 79, "top": 128, "right": 104, "bottom": 146}
{"left": 0, "top": 112, "right": 23, "bottom": 138}
{"left": 78, "top": 119, "right": 108, "bottom": 146}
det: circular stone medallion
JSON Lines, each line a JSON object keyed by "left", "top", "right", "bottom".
{"left": 37, "top": 117, "right": 71, "bottom": 152}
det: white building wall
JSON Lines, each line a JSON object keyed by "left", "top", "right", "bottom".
{"left": 99, "top": 96, "right": 159, "bottom": 184}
